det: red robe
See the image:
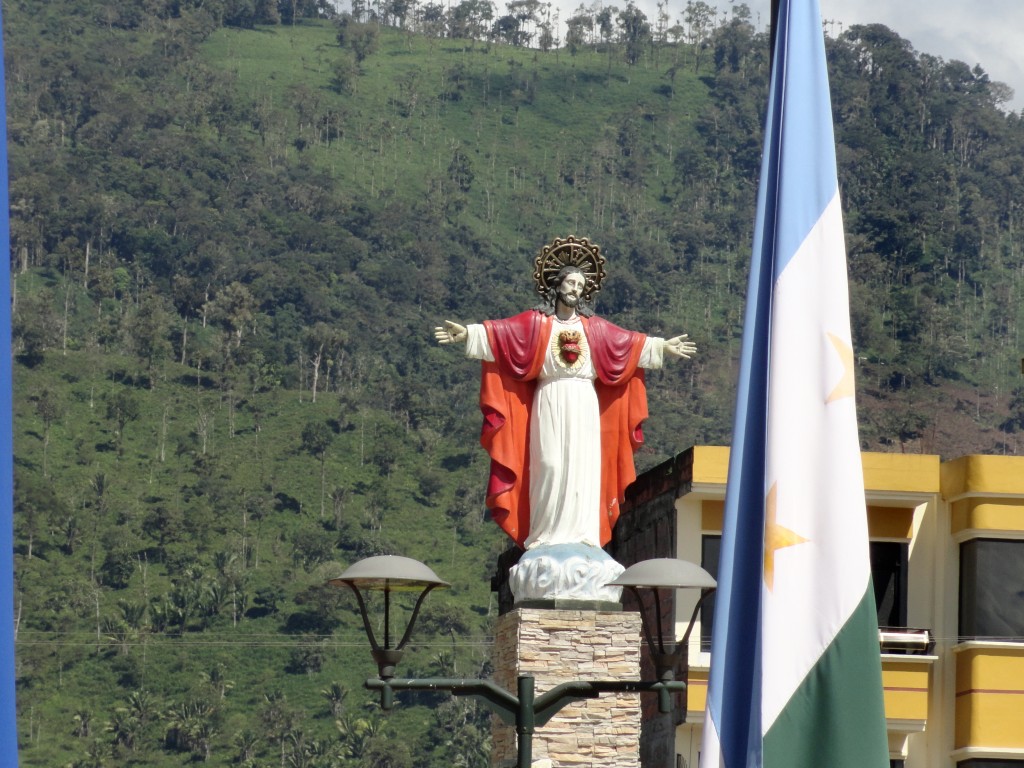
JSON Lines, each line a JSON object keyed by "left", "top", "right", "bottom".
{"left": 478, "top": 310, "right": 649, "bottom": 549}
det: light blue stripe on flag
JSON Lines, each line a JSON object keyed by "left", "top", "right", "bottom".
{"left": 0, "top": 2, "right": 19, "bottom": 764}
{"left": 765, "top": 0, "right": 839, "bottom": 276}
{"left": 701, "top": 1, "right": 843, "bottom": 767}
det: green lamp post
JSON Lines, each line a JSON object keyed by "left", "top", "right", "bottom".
{"left": 328, "top": 555, "right": 715, "bottom": 768}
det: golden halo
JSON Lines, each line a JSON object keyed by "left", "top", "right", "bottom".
{"left": 532, "top": 236, "right": 606, "bottom": 301}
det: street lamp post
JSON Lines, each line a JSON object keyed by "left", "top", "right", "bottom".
{"left": 328, "top": 555, "right": 715, "bottom": 768}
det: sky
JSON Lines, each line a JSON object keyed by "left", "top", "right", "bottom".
{"left": 613, "top": 0, "right": 1024, "bottom": 112}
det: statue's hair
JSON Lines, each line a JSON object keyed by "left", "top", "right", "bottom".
{"left": 533, "top": 265, "right": 595, "bottom": 317}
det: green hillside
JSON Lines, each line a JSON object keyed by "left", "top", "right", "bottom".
{"left": 8, "top": 1, "right": 1024, "bottom": 765}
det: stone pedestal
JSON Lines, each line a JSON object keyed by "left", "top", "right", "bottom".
{"left": 491, "top": 607, "right": 642, "bottom": 768}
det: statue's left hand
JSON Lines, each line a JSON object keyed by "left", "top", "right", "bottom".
{"left": 664, "top": 334, "right": 697, "bottom": 360}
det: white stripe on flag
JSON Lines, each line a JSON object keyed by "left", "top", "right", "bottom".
{"left": 761, "top": 192, "right": 871, "bottom": 730}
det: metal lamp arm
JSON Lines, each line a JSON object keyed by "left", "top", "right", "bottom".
{"left": 348, "top": 584, "right": 382, "bottom": 652}
{"left": 345, "top": 582, "right": 441, "bottom": 653}
{"left": 365, "top": 677, "right": 520, "bottom": 721}
{"left": 679, "top": 588, "right": 716, "bottom": 650}
{"left": 394, "top": 583, "right": 440, "bottom": 651}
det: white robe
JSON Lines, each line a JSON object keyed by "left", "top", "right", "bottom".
{"left": 466, "top": 316, "right": 664, "bottom": 549}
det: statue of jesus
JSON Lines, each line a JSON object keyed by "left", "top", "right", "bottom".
{"left": 435, "top": 238, "right": 696, "bottom": 587}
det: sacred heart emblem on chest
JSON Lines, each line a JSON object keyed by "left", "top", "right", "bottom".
{"left": 557, "top": 330, "right": 583, "bottom": 365}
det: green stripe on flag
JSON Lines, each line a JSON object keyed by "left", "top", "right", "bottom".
{"left": 763, "top": 584, "right": 889, "bottom": 767}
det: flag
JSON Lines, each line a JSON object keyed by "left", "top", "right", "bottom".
{"left": 699, "top": 1, "right": 889, "bottom": 766}
{"left": 0, "top": 2, "right": 20, "bottom": 764}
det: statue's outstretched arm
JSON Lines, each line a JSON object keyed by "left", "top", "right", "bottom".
{"left": 433, "top": 320, "right": 468, "bottom": 345}
{"left": 663, "top": 334, "right": 697, "bottom": 360}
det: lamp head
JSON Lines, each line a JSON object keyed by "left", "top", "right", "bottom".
{"left": 605, "top": 558, "right": 717, "bottom": 690}
{"left": 327, "top": 555, "right": 449, "bottom": 679}
{"left": 605, "top": 558, "right": 716, "bottom": 592}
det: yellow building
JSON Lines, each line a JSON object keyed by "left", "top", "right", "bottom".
{"left": 612, "top": 447, "right": 1024, "bottom": 768}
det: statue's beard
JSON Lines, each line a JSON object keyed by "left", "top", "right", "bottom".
{"left": 558, "top": 292, "right": 580, "bottom": 308}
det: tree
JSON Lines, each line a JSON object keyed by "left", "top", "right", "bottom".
{"left": 205, "top": 281, "right": 256, "bottom": 349}
{"left": 336, "top": 15, "right": 379, "bottom": 64}
{"left": 336, "top": 715, "right": 387, "bottom": 762}
{"left": 105, "top": 390, "right": 140, "bottom": 456}
{"left": 301, "top": 420, "right": 334, "bottom": 518}
{"left": 330, "top": 53, "right": 360, "bottom": 94}
{"left": 596, "top": 7, "right": 615, "bottom": 53}
{"left": 537, "top": 21, "right": 554, "bottom": 52}
{"left": 320, "top": 682, "right": 348, "bottom": 718}
{"left": 100, "top": 548, "right": 136, "bottom": 589}
{"left": 617, "top": 3, "right": 651, "bottom": 66}
{"left": 683, "top": 0, "right": 717, "bottom": 72}
{"left": 259, "top": 690, "right": 300, "bottom": 757}
{"left": 491, "top": 14, "right": 522, "bottom": 46}
{"left": 34, "top": 388, "right": 63, "bottom": 477}
{"left": 369, "top": 419, "right": 403, "bottom": 477}
{"left": 565, "top": 11, "right": 593, "bottom": 55}
{"left": 200, "top": 662, "right": 235, "bottom": 699}
{"left": 291, "top": 526, "right": 334, "bottom": 571}
{"left": 124, "top": 292, "right": 172, "bottom": 388}
{"left": 232, "top": 729, "right": 261, "bottom": 765}
{"left": 286, "top": 635, "right": 326, "bottom": 675}
{"left": 361, "top": 736, "right": 413, "bottom": 768}
{"left": 304, "top": 323, "right": 347, "bottom": 402}
{"left": 329, "top": 485, "right": 348, "bottom": 531}
{"left": 1000, "top": 386, "right": 1024, "bottom": 434}
{"left": 447, "top": 149, "right": 474, "bottom": 193}
{"left": 383, "top": 0, "right": 413, "bottom": 28}
{"left": 14, "top": 478, "right": 50, "bottom": 560}
{"left": 164, "top": 699, "right": 218, "bottom": 761}
{"left": 252, "top": 585, "right": 286, "bottom": 616}
{"left": 13, "top": 289, "right": 59, "bottom": 367}
{"left": 507, "top": 0, "right": 541, "bottom": 43}
{"left": 124, "top": 690, "right": 158, "bottom": 736}
{"left": 449, "top": 0, "right": 495, "bottom": 41}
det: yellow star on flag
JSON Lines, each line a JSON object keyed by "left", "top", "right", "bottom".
{"left": 764, "top": 483, "right": 808, "bottom": 592}
{"left": 826, "top": 332, "right": 855, "bottom": 403}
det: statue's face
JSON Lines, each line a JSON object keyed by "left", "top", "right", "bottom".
{"left": 557, "top": 272, "right": 586, "bottom": 309}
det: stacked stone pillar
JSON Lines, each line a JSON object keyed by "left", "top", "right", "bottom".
{"left": 491, "top": 607, "right": 643, "bottom": 768}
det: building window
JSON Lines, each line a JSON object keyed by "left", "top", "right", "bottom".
{"left": 699, "top": 535, "right": 910, "bottom": 650}
{"left": 957, "top": 760, "right": 1024, "bottom": 767}
{"left": 870, "top": 541, "right": 908, "bottom": 629}
{"left": 959, "top": 539, "right": 1024, "bottom": 641}
{"left": 700, "top": 535, "right": 720, "bottom": 652}
{"left": 890, "top": 761, "right": 905, "bottom": 768}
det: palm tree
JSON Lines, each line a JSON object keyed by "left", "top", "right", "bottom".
{"left": 200, "top": 662, "right": 235, "bottom": 699}
{"left": 164, "top": 698, "right": 215, "bottom": 758}
{"left": 72, "top": 709, "right": 92, "bottom": 738}
{"left": 232, "top": 729, "right": 261, "bottom": 765}
{"left": 336, "top": 714, "right": 386, "bottom": 762}
{"left": 105, "top": 708, "right": 141, "bottom": 751}
{"left": 124, "top": 690, "right": 158, "bottom": 729}
{"left": 320, "top": 681, "right": 348, "bottom": 718}
{"left": 118, "top": 599, "right": 146, "bottom": 630}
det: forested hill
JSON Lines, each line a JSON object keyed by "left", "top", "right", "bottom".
{"left": 9, "top": 0, "right": 1024, "bottom": 461}
{"left": 7, "top": 1, "right": 1024, "bottom": 766}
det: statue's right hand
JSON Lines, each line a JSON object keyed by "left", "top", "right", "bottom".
{"left": 434, "top": 320, "right": 468, "bottom": 345}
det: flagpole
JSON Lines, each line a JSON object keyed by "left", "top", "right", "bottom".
{"left": 701, "top": 2, "right": 890, "bottom": 766}
{"left": 769, "top": 0, "right": 780, "bottom": 68}
{"left": 0, "top": 0, "right": 19, "bottom": 761}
